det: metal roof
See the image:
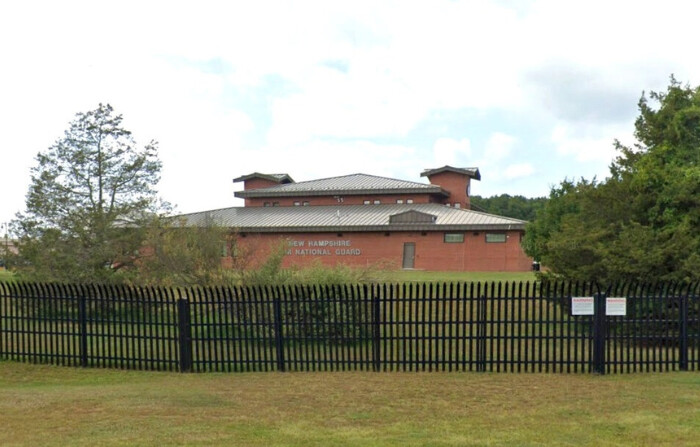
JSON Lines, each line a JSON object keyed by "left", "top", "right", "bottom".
{"left": 234, "top": 173, "right": 448, "bottom": 199}
{"left": 420, "top": 165, "right": 481, "bottom": 180}
{"left": 175, "top": 203, "right": 526, "bottom": 233}
{"left": 232, "top": 172, "right": 294, "bottom": 183}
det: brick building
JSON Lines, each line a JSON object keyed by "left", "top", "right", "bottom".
{"left": 179, "top": 166, "right": 532, "bottom": 271}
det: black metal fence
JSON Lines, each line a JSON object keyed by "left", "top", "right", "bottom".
{"left": 1, "top": 281, "right": 698, "bottom": 374}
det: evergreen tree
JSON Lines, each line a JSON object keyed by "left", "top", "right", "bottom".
{"left": 11, "top": 104, "right": 166, "bottom": 282}
{"left": 524, "top": 78, "right": 700, "bottom": 282}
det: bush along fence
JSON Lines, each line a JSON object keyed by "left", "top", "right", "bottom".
{"left": 0, "top": 281, "right": 698, "bottom": 374}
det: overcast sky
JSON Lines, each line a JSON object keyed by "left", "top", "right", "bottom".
{"left": 2, "top": 0, "right": 699, "bottom": 226}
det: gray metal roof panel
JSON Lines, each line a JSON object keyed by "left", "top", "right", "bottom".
{"left": 232, "top": 172, "right": 294, "bottom": 183}
{"left": 176, "top": 204, "right": 526, "bottom": 232}
{"left": 421, "top": 165, "right": 481, "bottom": 180}
{"left": 234, "top": 173, "right": 447, "bottom": 198}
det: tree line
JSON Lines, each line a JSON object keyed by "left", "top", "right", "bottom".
{"left": 470, "top": 194, "right": 547, "bottom": 222}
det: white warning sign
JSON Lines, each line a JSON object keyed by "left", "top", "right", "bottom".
{"left": 606, "top": 297, "right": 627, "bottom": 316}
{"left": 571, "top": 297, "right": 594, "bottom": 315}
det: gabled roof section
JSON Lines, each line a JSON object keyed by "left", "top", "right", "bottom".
{"left": 176, "top": 203, "right": 526, "bottom": 233}
{"left": 420, "top": 165, "right": 481, "bottom": 181}
{"left": 234, "top": 173, "right": 448, "bottom": 199}
{"left": 389, "top": 210, "right": 437, "bottom": 224}
{"left": 233, "top": 172, "right": 295, "bottom": 184}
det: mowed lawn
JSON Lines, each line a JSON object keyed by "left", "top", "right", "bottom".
{"left": 1, "top": 361, "right": 698, "bottom": 446}
{"left": 383, "top": 270, "right": 537, "bottom": 283}
{"left": 0, "top": 270, "right": 14, "bottom": 282}
{"left": 0, "top": 270, "right": 537, "bottom": 284}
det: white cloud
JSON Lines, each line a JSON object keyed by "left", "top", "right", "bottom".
{"left": 432, "top": 138, "right": 472, "bottom": 167}
{"left": 503, "top": 163, "right": 535, "bottom": 179}
{"left": 229, "top": 139, "right": 420, "bottom": 204}
{"left": 483, "top": 133, "right": 517, "bottom": 162}
{"left": 550, "top": 124, "right": 619, "bottom": 164}
{"left": 4, "top": 0, "right": 700, "bottom": 223}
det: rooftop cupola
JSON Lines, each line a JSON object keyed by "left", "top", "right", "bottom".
{"left": 420, "top": 166, "right": 480, "bottom": 209}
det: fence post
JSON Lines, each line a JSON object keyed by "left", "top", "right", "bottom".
{"left": 679, "top": 293, "right": 689, "bottom": 371}
{"left": 476, "top": 294, "right": 487, "bottom": 372}
{"left": 77, "top": 285, "right": 88, "bottom": 368}
{"left": 592, "top": 291, "right": 606, "bottom": 374}
{"left": 177, "top": 297, "right": 193, "bottom": 373}
{"left": 371, "top": 284, "right": 381, "bottom": 372}
{"left": 272, "top": 294, "right": 285, "bottom": 372}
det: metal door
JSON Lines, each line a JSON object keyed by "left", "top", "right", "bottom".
{"left": 402, "top": 242, "right": 415, "bottom": 269}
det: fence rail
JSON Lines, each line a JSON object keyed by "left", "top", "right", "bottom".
{"left": 1, "top": 281, "right": 698, "bottom": 374}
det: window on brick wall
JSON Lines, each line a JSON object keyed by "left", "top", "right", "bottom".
{"left": 444, "top": 233, "right": 464, "bottom": 243}
{"left": 485, "top": 233, "right": 507, "bottom": 243}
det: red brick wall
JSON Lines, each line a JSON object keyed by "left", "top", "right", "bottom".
{"left": 424, "top": 171, "right": 471, "bottom": 208}
{"left": 233, "top": 230, "right": 532, "bottom": 272}
{"left": 242, "top": 178, "right": 286, "bottom": 207}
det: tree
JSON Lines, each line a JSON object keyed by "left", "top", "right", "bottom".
{"left": 10, "top": 104, "right": 166, "bottom": 282}
{"left": 470, "top": 194, "right": 547, "bottom": 221}
{"left": 134, "top": 216, "right": 240, "bottom": 287}
{"left": 524, "top": 77, "right": 700, "bottom": 282}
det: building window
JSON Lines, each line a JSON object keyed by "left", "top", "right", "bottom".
{"left": 444, "top": 233, "right": 464, "bottom": 243}
{"left": 272, "top": 202, "right": 280, "bottom": 207}
{"left": 303, "top": 201, "right": 309, "bottom": 206}
{"left": 294, "top": 201, "right": 301, "bottom": 206}
{"left": 396, "top": 199, "right": 404, "bottom": 204}
{"left": 486, "top": 233, "right": 507, "bottom": 243}
{"left": 454, "top": 203, "right": 461, "bottom": 209}
{"left": 263, "top": 202, "right": 271, "bottom": 207}
{"left": 373, "top": 200, "right": 381, "bottom": 204}
{"left": 406, "top": 199, "right": 414, "bottom": 204}
{"left": 363, "top": 200, "right": 370, "bottom": 205}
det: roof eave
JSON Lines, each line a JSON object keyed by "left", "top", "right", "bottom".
{"left": 233, "top": 173, "right": 294, "bottom": 183}
{"left": 235, "top": 223, "right": 526, "bottom": 233}
{"left": 235, "top": 187, "right": 449, "bottom": 199}
{"left": 420, "top": 166, "right": 481, "bottom": 181}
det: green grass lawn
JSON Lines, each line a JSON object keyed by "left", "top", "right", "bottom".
{"left": 1, "top": 361, "right": 698, "bottom": 446}
{"left": 383, "top": 270, "right": 536, "bottom": 283}
{"left": 0, "top": 269, "right": 14, "bottom": 282}
{"left": 0, "top": 268, "right": 534, "bottom": 285}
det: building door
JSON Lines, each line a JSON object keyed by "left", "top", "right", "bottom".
{"left": 402, "top": 243, "right": 415, "bottom": 269}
